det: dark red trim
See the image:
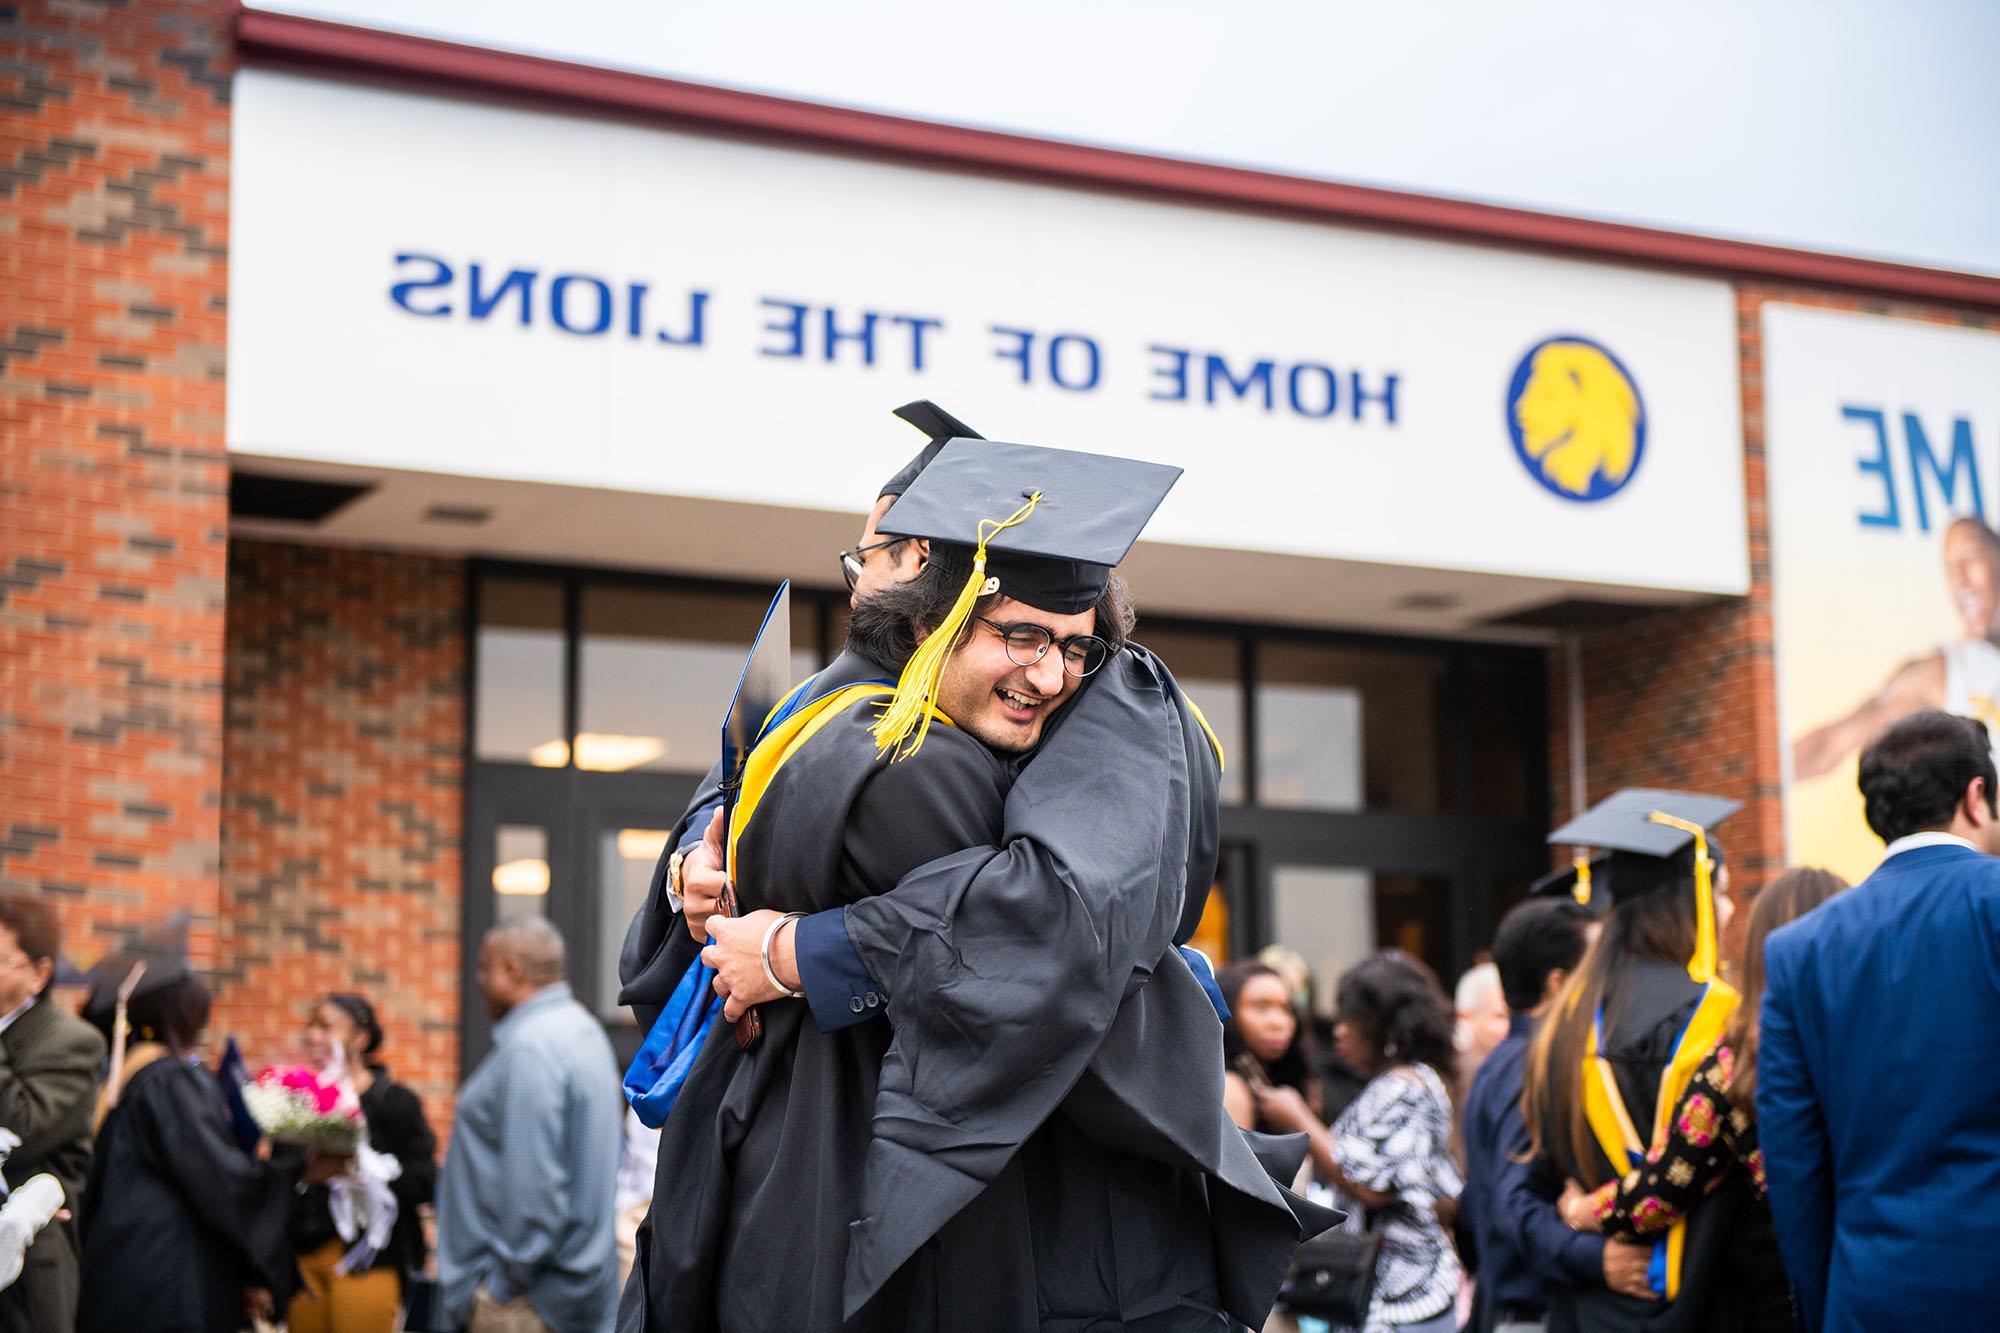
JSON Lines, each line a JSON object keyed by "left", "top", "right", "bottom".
{"left": 235, "top": 7, "right": 2000, "bottom": 311}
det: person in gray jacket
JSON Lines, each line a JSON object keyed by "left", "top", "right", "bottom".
{"left": 438, "top": 918, "right": 623, "bottom": 1333}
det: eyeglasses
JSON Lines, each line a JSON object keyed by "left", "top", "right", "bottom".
{"left": 976, "top": 617, "right": 1112, "bottom": 677}
{"left": 838, "top": 537, "right": 908, "bottom": 593}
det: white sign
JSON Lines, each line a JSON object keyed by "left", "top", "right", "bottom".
{"left": 1766, "top": 304, "right": 2000, "bottom": 879}
{"left": 228, "top": 68, "right": 1747, "bottom": 594}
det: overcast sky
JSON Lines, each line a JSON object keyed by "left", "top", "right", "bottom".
{"left": 258, "top": 0, "right": 2000, "bottom": 276}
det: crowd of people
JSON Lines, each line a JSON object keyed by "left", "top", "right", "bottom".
{"left": 5, "top": 403, "right": 1998, "bottom": 1333}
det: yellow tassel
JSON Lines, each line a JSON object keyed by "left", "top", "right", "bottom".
{"left": 871, "top": 491, "right": 1042, "bottom": 760}
{"left": 1649, "top": 811, "right": 1717, "bottom": 982}
{"left": 1572, "top": 855, "right": 1592, "bottom": 907}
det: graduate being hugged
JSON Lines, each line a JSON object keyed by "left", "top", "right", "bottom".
{"left": 1519, "top": 791, "right": 1750, "bottom": 1332}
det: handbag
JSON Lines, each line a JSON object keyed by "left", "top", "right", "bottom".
{"left": 1278, "top": 1213, "right": 1382, "bottom": 1325}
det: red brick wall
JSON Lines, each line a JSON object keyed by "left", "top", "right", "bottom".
{"left": 216, "top": 540, "right": 466, "bottom": 1125}
{"left": 1550, "top": 284, "right": 2000, "bottom": 950}
{"left": 0, "top": 0, "right": 233, "bottom": 968}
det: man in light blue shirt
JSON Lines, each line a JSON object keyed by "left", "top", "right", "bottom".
{"left": 439, "top": 918, "right": 623, "bottom": 1332}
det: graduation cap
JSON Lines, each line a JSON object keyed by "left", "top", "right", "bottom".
{"left": 81, "top": 911, "right": 193, "bottom": 1026}
{"left": 880, "top": 400, "right": 984, "bottom": 499}
{"left": 869, "top": 438, "right": 1182, "bottom": 759}
{"left": 1548, "top": 789, "right": 1740, "bottom": 981}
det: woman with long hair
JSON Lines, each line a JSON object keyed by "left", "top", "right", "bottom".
{"left": 1521, "top": 790, "right": 1742, "bottom": 1331}
{"left": 1556, "top": 867, "right": 1848, "bottom": 1332}
{"left": 287, "top": 992, "right": 438, "bottom": 1333}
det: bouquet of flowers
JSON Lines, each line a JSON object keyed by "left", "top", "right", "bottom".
{"left": 240, "top": 1066, "right": 366, "bottom": 1152}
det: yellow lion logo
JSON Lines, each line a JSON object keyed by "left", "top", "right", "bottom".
{"left": 1511, "top": 340, "right": 1644, "bottom": 499}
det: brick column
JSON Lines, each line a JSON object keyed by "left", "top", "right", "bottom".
{"left": 217, "top": 541, "right": 466, "bottom": 1127}
{"left": 1, "top": 0, "right": 233, "bottom": 966}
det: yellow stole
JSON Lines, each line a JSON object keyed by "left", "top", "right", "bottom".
{"left": 1581, "top": 978, "right": 1739, "bottom": 1300}
{"left": 725, "top": 681, "right": 951, "bottom": 881}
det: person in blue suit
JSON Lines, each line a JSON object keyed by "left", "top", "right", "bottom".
{"left": 1759, "top": 708, "right": 2000, "bottom": 1332}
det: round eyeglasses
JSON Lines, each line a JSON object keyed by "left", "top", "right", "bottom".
{"left": 976, "top": 616, "right": 1111, "bottom": 677}
{"left": 838, "top": 536, "right": 907, "bottom": 593}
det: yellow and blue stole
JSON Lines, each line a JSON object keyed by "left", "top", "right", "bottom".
{"left": 1581, "top": 977, "right": 1738, "bottom": 1300}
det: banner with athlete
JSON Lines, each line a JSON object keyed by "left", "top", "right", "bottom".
{"left": 1766, "top": 305, "right": 2000, "bottom": 881}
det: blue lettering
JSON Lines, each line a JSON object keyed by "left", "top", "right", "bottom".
{"left": 464, "top": 264, "right": 536, "bottom": 326}
{"left": 550, "top": 274, "right": 612, "bottom": 336}
{"left": 991, "top": 326, "right": 1035, "bottom": 383}
{"left": 1903, "top": 412, "right": 1983, "bottom": 531}
{"left": 627, "top": 282, "right": 648, "bottom": 339}
{"left": 1287, "top": 363, "right": 1338, "bottom": 418}
{"left": 1048, "top": 334, "right": 1100, "bottom": 391}
{"left": 1350, "top": 371, "right": 1399, "bottom": 424}
{"left": 1845, "top": 405, "right": 1900, "bottom": 529}
{"left": 760, "top": 299, "right": 809, "bottom": 358}
{"left": 1204, "top": 354, "right": 1275, "bottom": 409}
{"left": 1148, "top": 346, "right": 1190, "bottom": 401}
{"left": 468, "top": 265, "right": 536, "bottom": 325}
{"left": 657, "top": 290, "right": 708, "bottom": 347}
{"left": 823, "top": 308, "right": 878, "bottom": 364}
{"left": 890, "top": 314, "right": 943, "bottom": 371}
{"left": 389, "top": 252, "right": 453, "bottom": 317}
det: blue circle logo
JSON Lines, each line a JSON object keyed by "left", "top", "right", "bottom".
{"left": 1506, "top": 335, "right": 1647, "bottom": 503}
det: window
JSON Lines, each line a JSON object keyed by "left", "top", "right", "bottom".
{"left": 475, "top": 578, "right": 565, "bottom": 765}
{"left": 1256, "top": 641, "right": 1447, "bottom": 812}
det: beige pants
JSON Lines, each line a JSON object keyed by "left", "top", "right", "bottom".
{"left": 470, "top": 1288, "right": 553, "bottom": 1333}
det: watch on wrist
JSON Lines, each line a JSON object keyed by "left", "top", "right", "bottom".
{"left": 666, "top": 847, "right": 687, "bottom": 913}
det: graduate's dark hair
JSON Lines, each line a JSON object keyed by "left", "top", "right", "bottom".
{"left": 1521, "top": 882, "right": 1697, "bottom": 1186}
{"left": 1858, "top": 708, "right": 1998, "bottom": 842}
{"left": 0, "top": 894, "right": 60, "bottom": 994}
{"left": 323, "top": 991, "right": 385, "bottom": 1056}
{"left": 1492, "top": 899, "right": 1593, "bottom": 1014}
{"left": 1725, "top": 866, "right": 1846, "bottom": 1114}
{"left": 1332, "top": 950, "right": 1455, "bottom": 1082}
{"left": 1217, "top": 961, "right": 1316, "bottom": 1095}
{"left": 110, "top": 975, "right": 211, "bottom": 1056}
{"left": 846, "top": 540, "right": 1135, "bottom": 671}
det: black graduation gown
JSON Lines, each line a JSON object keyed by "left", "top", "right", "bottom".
{"left": 839, "top": 645, "right": 1323, "bottom": 1329}
{"left": 623, "top": 649, "right": 1033, "bottom": 1332}
{"left": 77, "top": 1055, "right": 298, "bottom": 1333}
{"left": 1546, "top": 962, "right": 1760, "bottom": 1333}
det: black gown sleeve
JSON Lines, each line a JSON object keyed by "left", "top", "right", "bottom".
{"left": 140, "top": 1063, "right": 301, "bottom": 1303}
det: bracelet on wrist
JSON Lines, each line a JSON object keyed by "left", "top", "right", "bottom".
{"left": 760, "top": 912, "right": 807, "bottom": 1000}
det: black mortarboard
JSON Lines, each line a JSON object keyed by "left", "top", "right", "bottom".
{"left": 81, "top": 911, "right": 193, "bottom": 1023}
{"left": 1548, "top": 789, "right": 1740, "bottom": 979}
{"left": 880, "top": 400, "right": 984, "bottom": 499}
{"left": 875, "top": 439, "right": 1182, "bottom": 615}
